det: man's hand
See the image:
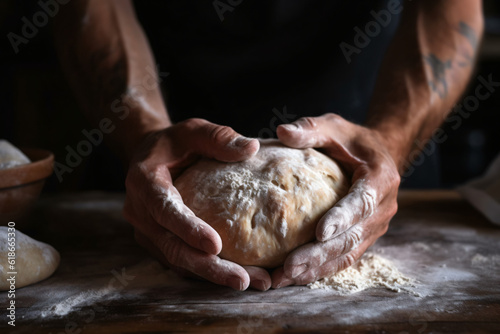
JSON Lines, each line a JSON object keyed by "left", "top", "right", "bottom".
{"left": 123, "top": 118, "right": 271, "bottom": 291}
{"left": 272, "top": 113, "right": 400, "bottom": 288}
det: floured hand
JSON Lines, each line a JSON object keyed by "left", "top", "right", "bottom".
{"left": 123, "top": 118, "right": 271, "bottom": 291}
{"left": 272, "top": 113, "right": 400, "bottom": 288}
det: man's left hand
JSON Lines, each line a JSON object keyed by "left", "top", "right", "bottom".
{"left": 272, "top": 113, "right": 400, "bottom": 288}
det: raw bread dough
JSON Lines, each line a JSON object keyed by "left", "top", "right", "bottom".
{"left": 0, "top": 227, "right": 60, "bottom": 290}
{"left": 0, "top": 140, "right": 30, "bottom": 170}
{"left": 174, "top": 140, "right": 349, "bottom": 268}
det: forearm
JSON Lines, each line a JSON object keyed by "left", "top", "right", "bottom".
{"left": 54, "top": 0, "right": 170, "bottom": 161}
{"left": 366, "top": 0, "right": 483, "bottom": 173}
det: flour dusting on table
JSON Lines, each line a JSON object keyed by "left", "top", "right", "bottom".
{"left": 41, "top": 288, "right": 116, "bottom": 317}
{"left": 471, "top": 253, "right": 500, "bottom": 267}
{"left": 308, "top": 253, "right": 417, "bottom": 295}
{"left": 39, "top": 259, "right": 188, "bottom": 318}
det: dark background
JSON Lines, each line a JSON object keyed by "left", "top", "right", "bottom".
{"left": 1, "top": 0, "right": 499, "bottom": 193}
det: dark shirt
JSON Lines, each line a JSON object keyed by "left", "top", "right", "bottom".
{"left": 133, "top": 0, "right": 440, "bottom": 188}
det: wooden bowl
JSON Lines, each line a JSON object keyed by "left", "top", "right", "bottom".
{"left": 0, "top": 148, "right": 54, "bottom": 223}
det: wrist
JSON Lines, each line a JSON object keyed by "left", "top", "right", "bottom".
{"left": 123, "top": 123, "right": 171, "bottom": 162}
{"left": 366, "top": 124, "right": 410, "bottom": 174}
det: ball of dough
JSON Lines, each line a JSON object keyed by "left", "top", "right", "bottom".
{"left": 174, "top": 140, "right": 349, "bottom": 268}
{"left": 0, "top": 227, "right": 60, "bottom": 290}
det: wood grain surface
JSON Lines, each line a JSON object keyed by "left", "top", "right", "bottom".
{"left": 1, "top": 190, "right": 500, "bottom": 333}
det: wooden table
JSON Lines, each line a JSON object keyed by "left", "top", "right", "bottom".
{"left": 2, "top": 190, "right": 500, "bottom": 333}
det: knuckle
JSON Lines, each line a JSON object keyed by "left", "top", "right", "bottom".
{"left": 297, "top": 116, "right": 318, "bottom": 129}
{"left": 352, "top": 228, "right": 363, "bottom": 245}
{"left": 161, "top": 237, "right": 182, "bottom": 267}
{"left": 324, "top": 113, "right": 349, "bottom": 128}
{"left": 324, "top": 113, "right": 342, "bottom": 122}
{"left": 341, "top": 228, "right": 362, "bottom": 255}
{"left": 342, "top": 253, "right": 357, "bottom": 270}
{"left": 380, "top": 220, "right": 390, "bottom": 235}
{"left": 209, "top": 125, "right": 235, "bottom": 145}
{"left": 388, "top": 201, "right": 398, "bottom": 218}
{"left": 380, "top": 159, "right": 401, "bottom": 189}
{"left": 178, "top": 117, "right": 206, "bottom": 131}
{"left": 390, "top": 169, "right": 401, "bottom": 188}
{"left": 378, "top": 205, "right": 396, "bottom": 236}
{"left": 350, "top": 229, "right": 363, "bottom": 248}
{"left": 323, "top": 206, "right": 343, "bottom": 227}
{"left": 360, "top": 189, "right": 376, "bottom": 219}
{"left": 295, "top": 268, "right": 318, "bottom": 285}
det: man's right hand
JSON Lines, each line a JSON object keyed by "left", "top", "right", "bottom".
{"left": 123, "top": 118, "right": 271, "bottom": 291}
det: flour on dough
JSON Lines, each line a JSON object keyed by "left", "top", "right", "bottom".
{"left": 0, "top": 227, "right": 60, "bottom": 290}
{"left": 0, "top": 140, "right": 31, "bottom": 170}
{"left": 175, "top": 139, "right": 349, "bottom": 268}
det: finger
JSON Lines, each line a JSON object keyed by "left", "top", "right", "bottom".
{"left": 284, "top": 224, "right": 365, "bottom": 279}
{"left": 277, "top": 116, "right": 323, "bottom": 148}
{"left": 276, "top": 114, "right": 364, "bottom": 167}
{"left": 144, "top": 221, "right": 250, "bottom": 290}
{"left": 276, "top": 114, "right": 346, "bottom": 149}
{"left": 286, "top": 193, "right": 395, "bottom": 280}
{"left": 179, "top": 118, "right": 260, "bottom": 162}
{"left": 243, "top": 266, "right": 272, "bottom": 291}
{"left": 134, "top": 229, "right": 196, "bottom": 279}
{"left": 272, "top": 252, "right": 360, "bottom": 288}
{"left": 146, "top": 182, "right": 223, "bottom": 255}
{"left": 316, "top": 179, "right": 378, "bottom": 242}
{"left": 282, "top": 241, "right": 371, "bottom": 287}
{"left": 271, "top": 267, "right": 295, "bottom": 289}
{"left": 289, "top": 251, "right": 362, "bottom": 286}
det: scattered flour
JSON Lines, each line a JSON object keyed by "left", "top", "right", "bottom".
{"left": 471, "top": 254, "right": 489, "bottom": 266}
{"left": 412, "top": 242, "right": 432, "bottom": 252}
{"left": 308, "top": 253, "right": 417, "bottom": 295}
{"left": 39, "top": 259, "right": 189, "bottom": 318}
{"left": 471, "top": 253, "right": 500, "bottom": 267}
{"left": 41, "top": 288, "right": 115, "bottom": 317}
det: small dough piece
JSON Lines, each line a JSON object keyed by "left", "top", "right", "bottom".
{"left": 0, "top": 140, "right": 31, "bottom": 170}
{"left": 175, "top": 140, "right": 349, "bottom": 268}
{"left": 0, "top": 227, "right": 60, "bottom": 290}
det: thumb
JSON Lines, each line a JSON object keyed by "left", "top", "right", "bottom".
{"left": 277, "top": 114, "right": 368, "bottom": 168}
{"left": 277, "top": 116, "right": 331, "bottom": 149}
{"left": 182, "top": 118, "right": 260, "bottom": 162}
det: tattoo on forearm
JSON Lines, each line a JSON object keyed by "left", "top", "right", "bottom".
{"left": 457, "top": 21, "right": 478, "bottom": 67}
{"left": 424, "top": 54, "right": 452, "bottom": 99}
{"left": 458, "top": 21, "right": 478, "bottom": 50}
{"left": 424, "top": 21, "right": 478, "bottom": 99}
